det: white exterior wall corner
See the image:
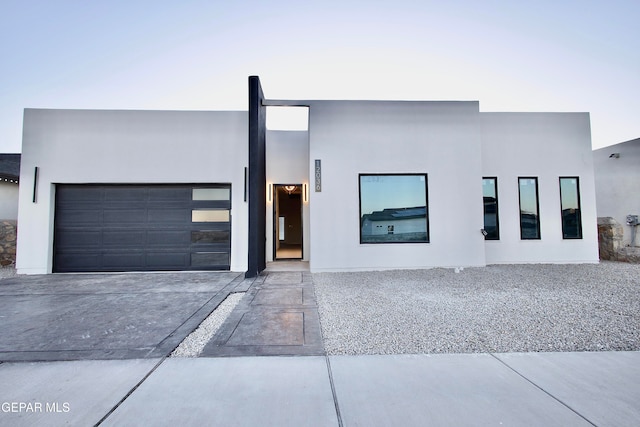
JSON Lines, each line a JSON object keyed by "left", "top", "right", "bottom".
{"left": 481, "top": 112, "right": 599, "bottom": 263}
{"left": 307, "top": 101, "right": 486, "bottom": 272}
{"left": 593, "top": 138, "right": 640, "bottom": 246}
{"left": 265, "top": 130, "right": 310, "bottom": 262}
{"left": 17, "top": 109, "right": 249, "bottom": 274}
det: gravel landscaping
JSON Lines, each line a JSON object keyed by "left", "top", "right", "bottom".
{"left": 0, "top": 267, "right": 16, "bottom": 280}
{"left": 313, "top": 262, "right": 640, "bottom": 355}
{"left": 171, "top": 292, "right": 245, "bottom": 357}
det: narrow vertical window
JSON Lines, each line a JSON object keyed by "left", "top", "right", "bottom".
{"left": 482, "top": 177, "right": 499, "bottom": 240}
{"left": 559, "top": 177, "right": 582, "bottom": 239}
{"left": 518, "top": 177, "right": 541, "bottom": 240}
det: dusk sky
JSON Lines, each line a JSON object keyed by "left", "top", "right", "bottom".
{"left": 360, "top": 175, "right": 426, "bottom": 215}
{"left": 1, "top": 0, "right": 638, "bottom": 153}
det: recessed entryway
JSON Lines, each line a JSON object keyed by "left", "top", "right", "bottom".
{"left": 273, "top": 184, "right": 303, "bottom": 260}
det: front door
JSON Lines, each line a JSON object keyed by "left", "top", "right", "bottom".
{"left": 273, "top": 184, "right": 303, "bottom": 260}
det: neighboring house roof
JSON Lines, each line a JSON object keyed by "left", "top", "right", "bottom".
{"left": 0, "top": 153, "right": 21, "bottom": 183}
{"left": 363, "top": 206, "right": 427, "bottom": 222}
{"left": 594, "top": 137, "right": 640, "bottom": 151}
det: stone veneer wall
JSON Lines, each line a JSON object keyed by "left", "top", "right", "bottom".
{"left": 0, "top": 220, "right": 17, "bottom": 267}
{"left": 598, "top": 217, "right": 640, "bottom": 263}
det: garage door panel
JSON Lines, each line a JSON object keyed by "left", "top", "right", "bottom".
{"left": 103, "top": 252, "right": 145, "bottom": 268}
{"left": 146, "top": 252, "right": 189, "bottom": 268}
{"left": 103, "top": 209, "right": 147, "bottom": 223}
{"left": 56, "top": 186, "right": 103, "bottom": 202}
{"left": 55, "top": 253, "right": 101, "bottom": 270}
{"left": 56, "top": 209, "right": 103, "bottom": 226}
{"left": 54, "top": 184, "right": 231, "bottom": 272}
{"left": 55, "top": 230, "right": 102, "bottom": 247}
{"left": 192, "top": 188, "right": 230, "bottom": 201}
{"left": 149, "top": 187, "right": 190, "bottom": 201}
{"left": 191, "top": 209, "right": 230, "bottom": 222}
{"left": 191, "top": 230, "right": 230, "bottom": 244}
{"left": 147, "top": 230, "right": 190, "bottom": 246}
{"left": 104, "top": 187, "right": 148, "bottom": 201}
{"left": 102, "top": 230, "right": 147, "bottom": 246}
{"left": 147, "top": 208, "right": 189, "bottom": 223}
{"left": 191, "top": 252, "right": 229, "bottom": 267}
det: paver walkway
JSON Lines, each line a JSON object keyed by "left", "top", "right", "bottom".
{"left": 201, "top": 271, "right": 324, "bottom": 356}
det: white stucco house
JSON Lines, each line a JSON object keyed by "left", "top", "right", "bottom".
{"left": 593, "top": 138, "right": 640, "bottom": 247}
{"left": 16, "top": 76, "right": 599, "bottom": 275}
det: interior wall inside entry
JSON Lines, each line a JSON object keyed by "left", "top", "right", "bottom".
{"left": 274, "top": 184, "right": 303, "bottom": 259}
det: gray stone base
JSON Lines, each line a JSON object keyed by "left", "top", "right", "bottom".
{"left": 0, "top": 220, "right": 17, "bottom": 267}
{"left": 598, "top": 217, "right": 639, "bottom": 263}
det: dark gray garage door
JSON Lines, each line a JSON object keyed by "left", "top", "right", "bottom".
{"left": 54, "top": 184, "right": 231, "bottom": 272}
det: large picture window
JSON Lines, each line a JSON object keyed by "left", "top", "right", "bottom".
{"left": 359, "top": 174, "right": 429, "bottom": 243}
{"left": 518, "top": 177, "right": 541, "bottom": 240}
{"left": 482, "top": 177, "right": 500, "bottom": 240}
{"left": 559, "top": 177, "right": 582, "bottom": 239}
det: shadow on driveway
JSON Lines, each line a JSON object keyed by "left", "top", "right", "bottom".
{"left": 0, "top": 272, "right": 244, "bottom": 362}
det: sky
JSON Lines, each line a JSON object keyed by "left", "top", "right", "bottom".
{"left": 1, "top": 0, "right": 638, "bottom": 153}
{"left": 360, "top": 175, "right": 426, "bottom": 215}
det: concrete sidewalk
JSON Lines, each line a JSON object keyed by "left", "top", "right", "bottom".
{"left": 1, "top": 351, "right": 638, "bottom": 426}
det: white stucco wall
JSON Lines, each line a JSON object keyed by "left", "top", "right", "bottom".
{"left": 593, "top": 138, "right": 640, "bottom": 246}
{"left": 18, "top": 109, "right": 248, "bottom": 274}
{"left": 0, "top": 182, "right": 19, "bottom": 220}
{"left": 481, "top": 113, "right": 599, "bottom": 263}
{"left": 17, "top": 103, "right": 601, "bottom": 274}
{"left": 266, "top": 130, "right": 310, "bottom": 261}
{"left": 307, "top": 101, "right": 486, "bottom": 271}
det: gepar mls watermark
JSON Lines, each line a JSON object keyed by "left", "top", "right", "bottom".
{"left": 2, "top": 401, "right": 70, "bottom": 413}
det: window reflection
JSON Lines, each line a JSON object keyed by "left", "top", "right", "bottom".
{"left": 519, "top": 178, "right": 541, "bottom": 239}
{"left": 192, "top": 188, "right": 230, "bottom": 201}
{"left": 191, "top": 230, "right": 230, "bottom": 244}
{"left": 482, "top": 177, "right": 499, "bottom": 240}
{"left": 359, "top": 174, "right": 429, "bottom": 243}
{"left": 560, "top": 177, "right": 582, "bottom": 239}
{"left": 192, "top": 209, "right": 229, "bottom": 222}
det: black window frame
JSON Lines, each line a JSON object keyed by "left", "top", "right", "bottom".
{"left": 482, "top": 177, "right": 500, "bottom": 240}
{"left": 358, "top": 173, "right": 430, "bottom": 244}
{"left": 559, "top": 176, "right": 583, "bottom": 239}
{"left": 518, "top": 177, "right": 541, "bottom": 240}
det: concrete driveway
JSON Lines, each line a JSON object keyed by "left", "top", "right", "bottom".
{"left": 0, "top": 272, "right": 244, "bottom": 361}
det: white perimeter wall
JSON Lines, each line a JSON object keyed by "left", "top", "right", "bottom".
{"left": 593, "top": 138, "right": 640, "bottom": 246}
{"left": 0, "top": 182, "right": 19, "bottom": 220}
{"left": 266, "top": 130, "right": 310, "bottom": 261}
{"left": 18, "top": 109, "right": 248, "bottom": 274}
{"left": 308, "top": 101, "right": 486, "bottom": 271}
{"left": 481, "top": 113, "right": 599, "bottom": 263}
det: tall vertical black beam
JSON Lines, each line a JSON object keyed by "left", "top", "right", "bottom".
{"left": 246, "top": 76, "right": 267, "bottom": 278}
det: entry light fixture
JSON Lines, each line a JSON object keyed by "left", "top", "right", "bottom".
{"left": 267, "top": 183, "right": 273, "bottom": 203}
{"left": 284, "top": 185, "right": 296, "bottom": 194}
{"left": 303, "top": 183, "right": 308, "bottom": 203}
